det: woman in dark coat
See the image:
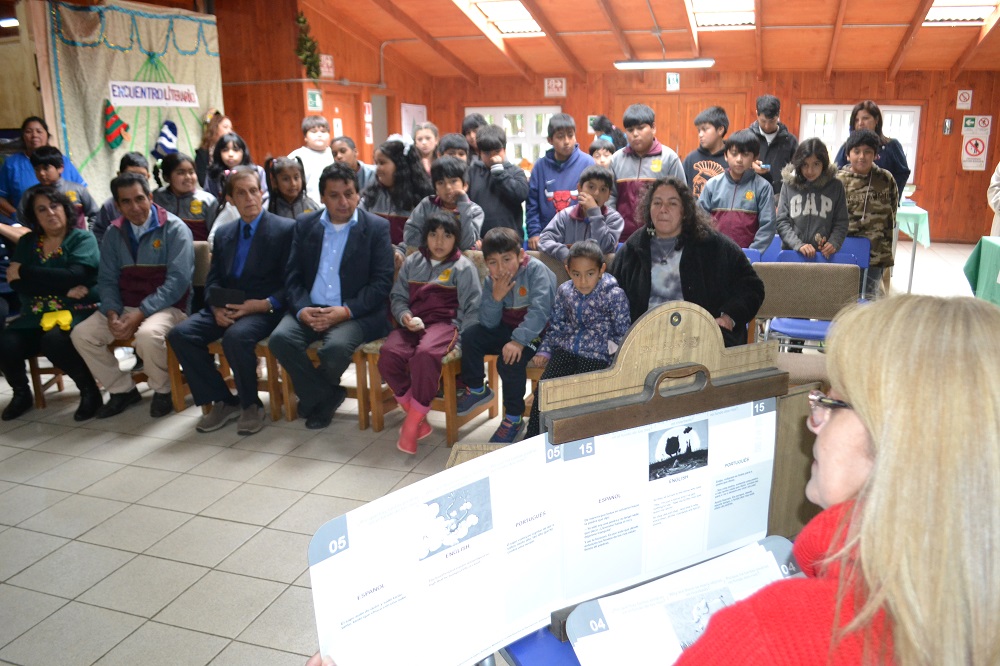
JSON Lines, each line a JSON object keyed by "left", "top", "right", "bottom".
{"left": 610, "top": 175, "right": 764, "bottom": 347}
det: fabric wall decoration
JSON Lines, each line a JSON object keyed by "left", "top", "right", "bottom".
{"left": 47, "top": 0, "right": 223, "bottom": 200}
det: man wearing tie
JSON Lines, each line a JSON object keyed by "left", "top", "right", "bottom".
{"left": 269, "top": 162, "right": 394, "bottom": 430}
{"left": 167, "top": 166, "right": 294, "bottom": 435}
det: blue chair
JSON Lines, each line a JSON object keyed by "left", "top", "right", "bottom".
{"left": 742, "top": 248, "right": 761, "bottom": 263}
{"left": 837, "top": 237, "right": 871, "bottom": 293}
{"left": 761, "top": 235, "right": 782, "bottom": 262}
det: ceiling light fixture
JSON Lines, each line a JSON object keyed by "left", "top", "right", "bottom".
{"left": 614, "top": 58, "right": 716, "bottom": 70}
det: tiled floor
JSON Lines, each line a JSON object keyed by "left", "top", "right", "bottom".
{"left": 0, "top": 240, "right": 977, "bottom": 666}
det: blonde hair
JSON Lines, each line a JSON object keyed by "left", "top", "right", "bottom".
{"left": 825, "top": 295, "right": 1000, "bottom": 665}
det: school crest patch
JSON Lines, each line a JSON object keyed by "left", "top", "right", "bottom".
{"left": 152, "top": 239, "right": 162, "bottom": 249}
{"left": 438, "top": 268, "right": 452, "bottom": 282}
{"left": 650, "top": 159, "right": 662, "bottom": 173}
{"left": 66, "top": 190, "right": 78, "bottom": 203}
{"left": 744, "top": 191, "right": 755, "bottom": 201}
{"left": 518, "top": 286, "right": 527, "bottom": 297}
{"left": 190, "top": 199, "right": 203, "bottom": 215}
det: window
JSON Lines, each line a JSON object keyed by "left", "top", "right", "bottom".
{"left": 799, "top": 104, "right": 920, "bottom": 184}
{"left": 463, "top": 105, "right": 561, "bottom": 170}
{"left": 473, "top": 1, "right": 543, "bottom": 36}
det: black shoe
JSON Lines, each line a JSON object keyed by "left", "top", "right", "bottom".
{"left": 150, "top": 391, "right": 174, "bottom": 418}
{"left": 96, "top": 387, "right": 142, "bottom": 419}
{"left": 1, "top": 388, "right": 33, "bottom": 421}
{"left": 304, "top": 389, "right": 346, "bottom": 429}
{"left": 74, "top": 387, "right": 104, "bottom": 422}
{"left": 132, "top": 357, "right": 144, "bottom": 374}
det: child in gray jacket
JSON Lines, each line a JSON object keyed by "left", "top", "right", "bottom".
{"left": 539, "top": 165, "right": 623, "bottom": 264}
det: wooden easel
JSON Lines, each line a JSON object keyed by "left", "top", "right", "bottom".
{"left": 449, "top": 302, "right": 821, "bottom": 538}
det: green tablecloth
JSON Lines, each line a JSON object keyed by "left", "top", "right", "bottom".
{"left": 964, "top": 236, "right": 1000, "bottom": 306}
{"left": 897, "top": 204, "right": 930, "bottom": 247}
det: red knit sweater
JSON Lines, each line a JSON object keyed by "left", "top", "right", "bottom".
{"left": 674, "top": 503, "right": 893, "bottom": 665}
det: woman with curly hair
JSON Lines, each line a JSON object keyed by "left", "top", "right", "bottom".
{"left": 610, "top": 175, "right": 764, "bottom": 347}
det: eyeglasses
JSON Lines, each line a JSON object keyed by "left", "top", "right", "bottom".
{"left": 807, "top": 390, "right": 852, "bottom": 432}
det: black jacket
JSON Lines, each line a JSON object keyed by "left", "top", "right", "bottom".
{"left": 467, "top": 160, "right": 529, "bottom": 239}
{"left": 284, "top": 207, "right": 394, "bottom": 341}
{"left": 748, "top": 122, "right": 798, "bottom": 197}
{"left": 609, "top": 227, "right": 765, "bottom": 347}
{"left": 206, "top": 210, "right": 294, "bottom": 309}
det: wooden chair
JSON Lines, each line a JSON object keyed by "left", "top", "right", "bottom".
{"left": 27, "top": 356, "right": 64, "bottom": 409}
{"left": 165, "top": 337, "right": 286, "bottom": 420}
{"left": 365, "top": 250, "right": 500, "bottom": 445}
{"left": 365, "top": 342, "right": 499, "bottom": 446}
{"left": 280, "top": 345, "right": 379, "bottom": 430}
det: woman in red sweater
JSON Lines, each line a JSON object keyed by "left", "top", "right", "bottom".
{"left": 677, "top": 295, "right": 1000, "bottom": 665}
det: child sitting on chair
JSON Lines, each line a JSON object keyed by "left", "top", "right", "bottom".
{"left": 525, "top": 240, "right": 630, "bottom": 438}
{"left": 378, "top": 211, "right": 481, "bottom": 454}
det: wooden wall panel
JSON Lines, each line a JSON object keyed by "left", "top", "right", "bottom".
{"left": 215, "top": 0, "right": 304, "bottom": 160}
{"left": 216, "top": 0, "right": 433, "bottom": 164}
{"left": 431, "top": 69, "right": 1000, "bottom": 242}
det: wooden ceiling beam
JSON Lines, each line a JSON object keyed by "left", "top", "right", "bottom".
{"left": 594, "top": 0, "right": 634, "bottom": 61}
{"left": 681, "top": 0, "right": 700, "bottom": 55}
{"left": 368, "top": 0, "right": 479, "bottom": 84}
{"left": 887, "top": 0, "right": 935, "bottom": 80}
{"left": 450, "top": 0, "right": 533, "bottom": 81}
{"left": 754, "top": 0, "right": 763, "bottom": 79}
{"left": 824, "top": 0, "right": 849, "bottom": 81}
{"left": 519, "top": 0, "right": 587, "bottom": 78}
{"left": 951, "top": 5, "right": 1000, "bottom": 80}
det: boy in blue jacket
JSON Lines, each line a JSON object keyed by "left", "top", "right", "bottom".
{"left": 457, "top": 227, "right": 556, "bottom": 443}
{"left": 525, "top": 114, "right": 594, "bottom": 249}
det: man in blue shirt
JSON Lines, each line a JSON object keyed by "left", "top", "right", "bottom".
{"left": 167, "top": 167, "right": 294, "bottom": 435}
{"left": 270, "top": 162, "right": 394, "bottom": 429}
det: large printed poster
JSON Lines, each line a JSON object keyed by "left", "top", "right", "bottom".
{"left": 309, "top": 398, "right": 778, "bottom": 666}
{"left": 47, "top": 0, "right": 223, "bottom": 200}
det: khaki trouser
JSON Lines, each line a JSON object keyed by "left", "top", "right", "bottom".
{"left": 71, "top": 307, "right": 186, "bottom": 394}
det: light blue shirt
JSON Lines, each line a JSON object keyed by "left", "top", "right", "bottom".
{"left": 308, "top": 208, "right": 358, "bottom": 308}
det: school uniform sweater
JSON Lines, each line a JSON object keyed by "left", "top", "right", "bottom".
{"left": 608, "top": 139, "right": 686, "bottom": 241}
{"left": 537, "top": 273, "right": 630, "bottom": 363}
{"left": 402, "top": 194, "right": 483, "bottom": 253}
{"left": 99, "top": 204, "right": 194, "bottom": 316}
{"left": 359, "top": 186, "right": 416, "bottom": 246}
{"left": 775, "top": 164, "right": 849, "bottom": 252}
{"left": 269, "top": 191, "right": 320, "bottom": 220}
{"left": 466, "top": 160, "right": 529, "bottom": 239}
{"left": 698, "top": 169, "right": 776, "bottom": 251}
{"left": 675, "top": 502, "right": 893, "bottom": 665}
{"left": 390, "top": 247, "right": 481, "bottom": 333}
{"left": 682, "top": 146, "right": 728, "bottom": 200}
{"left": 17, "top": 179, "right": 98, "bottom": 231}
{"left": 479, "top": 254, "right": 557, "bottom": 349}
{"left": 152, "top": 187, "right": 218, "bottom": 242}
{"left": 538, "top": 203, "right": 623, "bottom": 264}
{"left": 525, "top": 146, "right": 595, "bottom": 239}
{"left": 837, "top": 165, "right": 898, "bottom": 268}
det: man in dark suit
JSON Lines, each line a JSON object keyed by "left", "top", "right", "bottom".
{"left": 167, "top": 166, "right": 293, "bottom": 435}
{"left": 270, "top": 162, "right": 394, "bottom": 429}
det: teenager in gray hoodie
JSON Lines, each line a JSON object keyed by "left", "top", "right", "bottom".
{"left": 775, "top": 138, "right": 848, "bottom": 259}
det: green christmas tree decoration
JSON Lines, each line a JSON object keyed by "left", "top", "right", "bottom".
{"left": 102, "top": 99, "right": 130, "bottom": 149}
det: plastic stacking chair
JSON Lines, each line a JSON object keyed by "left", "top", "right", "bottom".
{"left": 761, "top": 236, "right": 782, "bottom": 262}
{"left": 752, "top": 262, "right": 861, "bottom": 351}
{"left": 742, "top": 248, "right": 761, "bottom": 263}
